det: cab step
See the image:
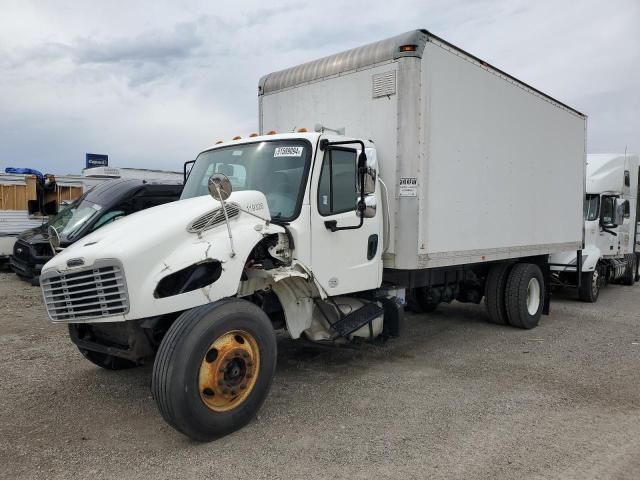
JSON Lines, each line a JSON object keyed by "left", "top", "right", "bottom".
{"left": 330, "top": 302, "right": 384, "bottom": 337}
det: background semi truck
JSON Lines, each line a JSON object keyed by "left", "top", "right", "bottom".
{"left": 551, "top": 153, "right": 639, "bottom": 301}
{"left": 39, "top": 30, "right": 586, "bottom": 441}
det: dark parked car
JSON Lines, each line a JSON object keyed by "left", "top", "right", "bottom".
{"left": 11, "top": 179, "right": 182, "bottom": 284}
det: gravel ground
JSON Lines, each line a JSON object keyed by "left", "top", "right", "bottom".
{"left": 1, "top": 270, "right": 639, "bottom": 480}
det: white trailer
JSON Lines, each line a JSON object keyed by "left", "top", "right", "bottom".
{"left": 551, "top": 153, "right": 639, "bottom": 301}
{"left": 39, "top": 30, "right": 585, "bottom": 440}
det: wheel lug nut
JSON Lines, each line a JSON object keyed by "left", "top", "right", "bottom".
{"left": 242, "top": 352, "right": 249, "bottom": 358}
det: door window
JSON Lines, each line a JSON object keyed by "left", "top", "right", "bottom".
{"left": 318, "top": 149, "right": 357, "bottom": 216}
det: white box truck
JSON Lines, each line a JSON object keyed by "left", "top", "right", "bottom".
{"left": 551, "top": 153, "right": 639, "bottom": 301}
{"left": 39, "top": 30, "right": 586, "bottom": 440}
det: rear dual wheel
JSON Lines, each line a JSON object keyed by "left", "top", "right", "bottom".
{"left": 152, "top": 299, "right": 277, "bottom": 441}
{"left": 485, "top": 262, "right": 544, "bottom": 329}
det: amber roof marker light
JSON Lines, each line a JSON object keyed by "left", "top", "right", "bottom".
{"left": 399, "top": 44, "right": 418, "bottom": 53}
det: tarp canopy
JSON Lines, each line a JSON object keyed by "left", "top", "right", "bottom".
{"left": 4, "top": 167, "right": 44, "bottom": 183}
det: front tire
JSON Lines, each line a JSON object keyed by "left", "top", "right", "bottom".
{"left": 622, "top": 254, "right": 636, "bottom": 286}
{"left": 152, "top": 299, "right": 277, "bottom": 441}
{"left": 578, "top": 268, "right": 600, "bottom": 303}
{"left": 505, "top": 263, "right": 544, "bottom": 329}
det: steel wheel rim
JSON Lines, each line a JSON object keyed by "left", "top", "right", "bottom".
{"left": 526, "top": 277, "right": 541, "bottom": 315}
{"left": 198, "top": 330, "right": 260, "bottom": 412}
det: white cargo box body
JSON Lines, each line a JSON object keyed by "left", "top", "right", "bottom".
{"left": 259, "top": 30, "right": 586, "bottom": 270}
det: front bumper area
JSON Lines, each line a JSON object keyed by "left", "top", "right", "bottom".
{"left": 69, "top": 319, "right": 159, "bottom": 362}
{"left": 10, "top": 239, "right": 50, "bottom": 280}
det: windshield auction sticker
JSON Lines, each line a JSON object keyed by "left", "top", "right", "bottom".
{"left": 274, "top": 146, "right": 304, "bottom": 157}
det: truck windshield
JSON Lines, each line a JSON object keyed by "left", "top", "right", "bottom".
{"left": 181, "top": 140, "right": 311, "bottom": 221}
{"left": 48, "top": 200, "right": 102, "bottom": 241}
{"left": 584, "top": 194, "right": 599, "bottom": 221}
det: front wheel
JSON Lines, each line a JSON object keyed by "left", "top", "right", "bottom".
{"left": 622, "top": 254, "right": 636, "bottom": 286}
{"left": 578, "top": 268, "right": 600, "bottom": 303}
{"left": 152, "top": 299, "right": 277, "bottom": 441}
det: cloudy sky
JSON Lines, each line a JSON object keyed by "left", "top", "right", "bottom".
{"left": 0, "top": 0, "right": 638, "bottom": 174}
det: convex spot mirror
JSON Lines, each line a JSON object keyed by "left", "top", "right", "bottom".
{"left": 47, "top": 226, "right": 61, "bottom": 253}
{"left": 356, "top": 148, "right": 378, "bottom": 195}
{"left": 356, "top": 195, "right": 377, "bottom": 219}
{"left": 208, "top": 173, "right": 233, "bottom": 201}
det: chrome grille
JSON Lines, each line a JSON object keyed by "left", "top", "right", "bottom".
{"left": 187, "top": 203, "right": 240, "bottom": 233}
{"left": 41, "top": 261, "right": 129, "bottom": 321}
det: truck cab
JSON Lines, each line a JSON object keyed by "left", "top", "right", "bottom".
{"left": 551, "top": 154, "right": 639, "bottom": 301}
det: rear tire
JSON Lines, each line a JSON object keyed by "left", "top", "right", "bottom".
{"left": 152, "top": 299, "right": 277, "bottom": 441}
{"left": 505, "top": 263, "right": 544, "bottom": 329}
{"left": 578, "top": 268, "right": 600, "bottom": 303}
{"left": 635, "top": 253, "right": 640, "bottom": 282}
{"left": 485, "top": 262, "right": 512, "bottom": 325}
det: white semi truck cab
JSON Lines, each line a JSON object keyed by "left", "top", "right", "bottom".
{"left": 39, "top": 30, "right": 586, "bottom": 441}
{"left": 551, "top": 154, "right": 639, "bottom": 301}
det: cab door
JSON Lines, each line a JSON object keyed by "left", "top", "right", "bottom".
{"left": 309, "top": 137, "right": 382, "bottom": 295}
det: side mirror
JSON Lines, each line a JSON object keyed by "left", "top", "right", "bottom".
{"left": 356, "top": 195, "right": 377, "bottom": 219}
{"left": 183, "top": 160, "right": 195, "bottom": 183}
{"left": 614, "top": 198, "right": 627, "bottom": 225}
{"left": 357, "top": 148, "right": 378, "bottom": 195}
{"left": 208, "top": 173, "right": 233, "bottom": 201}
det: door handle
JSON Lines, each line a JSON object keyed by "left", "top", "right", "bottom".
{"left": 324, "top": 220, "right": 338, "bottom": 232}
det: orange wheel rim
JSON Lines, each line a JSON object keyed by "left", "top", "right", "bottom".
{"left": 198, "top": 330, "right": 260, "bottom": 412}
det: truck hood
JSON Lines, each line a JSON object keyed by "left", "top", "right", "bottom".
{"left": 41, "top": 190, "right": 283, "bottom": 322}
{"left": 44, "top": 191, "right": 271, "bottom": 269}
{"left": 18, "top": 225, "right": 47, "bottom": 244}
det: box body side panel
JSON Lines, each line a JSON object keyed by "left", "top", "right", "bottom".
{"left": 396, "top": 41, "right": 585, "bottom": 269}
